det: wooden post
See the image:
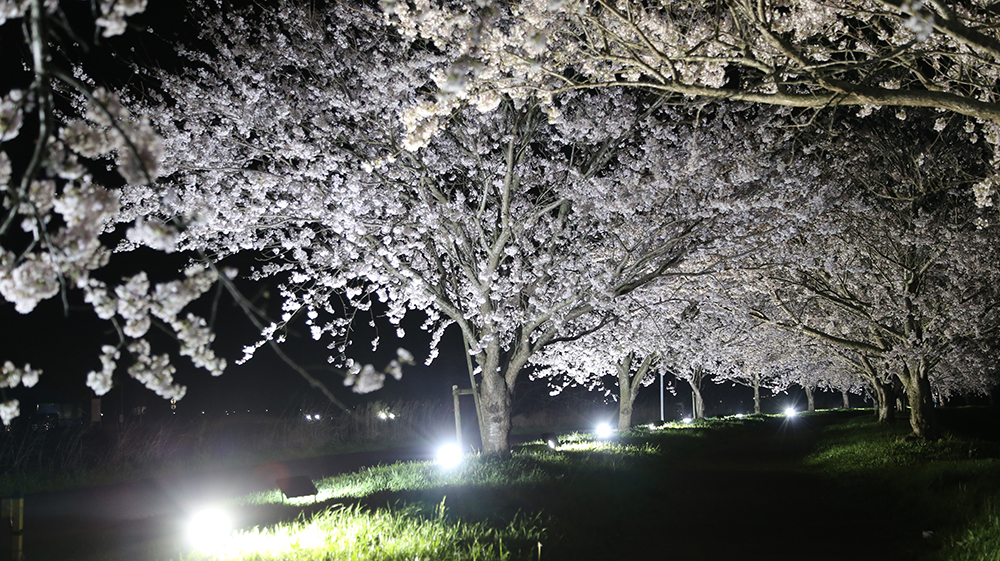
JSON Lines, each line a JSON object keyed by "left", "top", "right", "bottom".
{"left": 2, "top": 494, "right": 23, "bottom": 561}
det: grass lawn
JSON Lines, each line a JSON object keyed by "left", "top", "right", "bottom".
{"left": 177, "top": 409, "right": 1000, "bottom": 561}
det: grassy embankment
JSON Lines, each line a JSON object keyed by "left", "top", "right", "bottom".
{"left": 177, "top": 408, "right": 1000, "bottom": 561}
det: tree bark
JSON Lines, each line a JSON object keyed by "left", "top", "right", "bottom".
{"left": 689, "top": 375, "right": 706, "bottom": 419}
{"left": 752, "top": 372, "right": 761, "bottom": 415}
{"left": 899, "top": 361, "right": 938, "bottom": 439}
{"left": 804, "top": 385, "right": 816, "bottom": 413}
{"left": 478, "top": 367, "right": 512, "bottom": 457}
{"left": 871, "top": 379, "right": 895, "bottom": 423}
{"left": 841, "top": 390, "right": 850, "bottom": 409}
{"left": 617, "top": 353, "right": 655, "bottom": 430}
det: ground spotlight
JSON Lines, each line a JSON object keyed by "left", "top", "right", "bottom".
{"left": 682, "top": 417, "right": 693, "bottom": 425}
{"left": 435, "top": 443, "right": 463, "bottom": 469}
{"left": 784, "top": 407, "right": 797, "bottom": 418}
{"left": 595, "top": 423, "right": 613, "bottom": 439}
{"left": 187, "top": 507, "right": 232, "bottom": 550}
{"left": 541, "top": 432, "right": 559, "bottom": 449}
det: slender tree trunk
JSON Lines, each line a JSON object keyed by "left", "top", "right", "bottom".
{"left": 804, "top": 385, "right": 816, "bottom": 413}
{"left": 752, "top": 372, "right": 761, "bottom": 415}
{"left": 899, "top": 361, "right": 938, "bottom": 439}
{"left": 689, "top": 382, "right": 705, "bottom": 419}
{"left": 617, "top": 354, "right": 635, "bottom": 430}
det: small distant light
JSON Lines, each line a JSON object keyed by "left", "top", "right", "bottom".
{"left": 378, "top": 411, "right": 388, "bottom": 420}
{"left": 314, "top": 414, "right": 321, "bottom": 421}
{"left": 682, "top": 417, "right": 693, "bottom": 425}
{"left": 784, "top": 407, "right": 797, "bottom": 418}
{"left": 388, "top": 412, "right": 396, "bottom": 419}
{"left": 735, "top": 413, "right": 744, "bottom": 419}
{"left": 435, "top": 444, "right": 463, "bottom": 469}
{"left": 647, "top": 423, "right": 656, "bottom": 430}
{"left": 595, "top": 423, "right": 613, "bottom": 439}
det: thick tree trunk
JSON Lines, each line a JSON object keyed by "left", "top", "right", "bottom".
{"left": 841, "top": 390, "right": 850, "bottom": 409}
{"left": 871, "top": 379, "right": 895, "bottom": 423}
{"left": 899, "top": 362, "right": 938, "bottom": 439}
{"left": 617, "top": 353, "right": 654, "bottom": 430}
{"left": 478, "top": 367, "right": 512, "bottom": 457}
{"left": 804, "top": 385, "right": 816, "bottom": 413}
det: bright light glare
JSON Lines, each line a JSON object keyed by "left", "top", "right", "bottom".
{"left": 735, "top": 413, "right": 745, "bottom": 419}
{"left": 595, "top": 423, "right": 613, "bottom": 439}
{"left": 784, "top": 407, "right": 797, "bottom": 417}
{"left": 188, "top": 507, "right": 232, "bottom": 550}
{"left": 682, "top": 417, "right": 693, "bottom": 425}
{"left": 435, "top": 443, "right": 463, "bottom": 468}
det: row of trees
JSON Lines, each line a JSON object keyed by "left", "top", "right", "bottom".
{"left": 1, "top": 0, "right": 998, "bottom": 453}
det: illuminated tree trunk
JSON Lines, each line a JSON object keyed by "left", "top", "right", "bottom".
{"left": 752, "top": 371, "right": 762, "bottom": 415}
{"left": 804, "top": 384, "right": 816, "bottom": 413}
{"left": 687, "top": 367, "right": 707, "bottom": 419}
{"left": 898, "top": 360, "right": 938, "bottom": 439}
{"left": 617, "top": 353, "right": 655, "bottom": 430}
{"left": 841, "top": 390, "right": 850, "bottom": 409}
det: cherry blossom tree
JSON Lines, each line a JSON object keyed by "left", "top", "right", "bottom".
{"left": 748, "top": 111, "right": 1000, "bottom": 438}
{"left": 122, "top": 0, "right": 856, "bottom": 454}
{"left": 528, "top": 298, "right": 663, "bottom": 430}
{"left": 0, "top": 0, "right": 232, "bottom": 424}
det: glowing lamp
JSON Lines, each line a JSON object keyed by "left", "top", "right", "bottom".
{"left": 784, "top": 407, "right": 797, "bottom": 418}
{"left": 435, "top": 443, "right": 463, "bottom": 469}
{"left": 188, "top": 507, "right": 232, "bottom": 550}
{"left": 595, "top": 423, "right": 613, "bottom": 439}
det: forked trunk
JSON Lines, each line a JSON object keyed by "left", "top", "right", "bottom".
{"left": 691, "top": 385, "right": 705, "bottom": 419}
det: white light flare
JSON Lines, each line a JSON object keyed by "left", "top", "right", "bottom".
{"left": 435, "top": 443, "right": 463, "bottom": 469}
{"left": 188, "top": 507, "right": 232, "bottom": 551}
{"left": 595, "top": 423, "right": 613, "bottom": 439}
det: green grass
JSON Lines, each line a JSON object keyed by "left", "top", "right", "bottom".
{"left": 804, "top": 411, "right": 1000, "bottom": 560}
{"left": 180, "top": 502, "right": 544, "bottom": 561}
{"left": 167, "top": 408, "right": 1000, "bottom": 560}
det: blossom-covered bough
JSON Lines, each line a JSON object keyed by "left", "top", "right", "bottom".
{"left": 386, "top": 0, "right": 1000, "bottom": 214}
{"left": 0, "top": 0, "right": 228, "bottom": 422}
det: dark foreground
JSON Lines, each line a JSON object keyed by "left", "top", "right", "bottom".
{"left": 11, "top": 409, "right": 997, "bottom": 560}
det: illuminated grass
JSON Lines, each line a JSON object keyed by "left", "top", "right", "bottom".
{"left": 181, "top": 502, "right": 543, "bottom": 561}
{"left": 243, "top": 438, "right": 661, "bottom": 507}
